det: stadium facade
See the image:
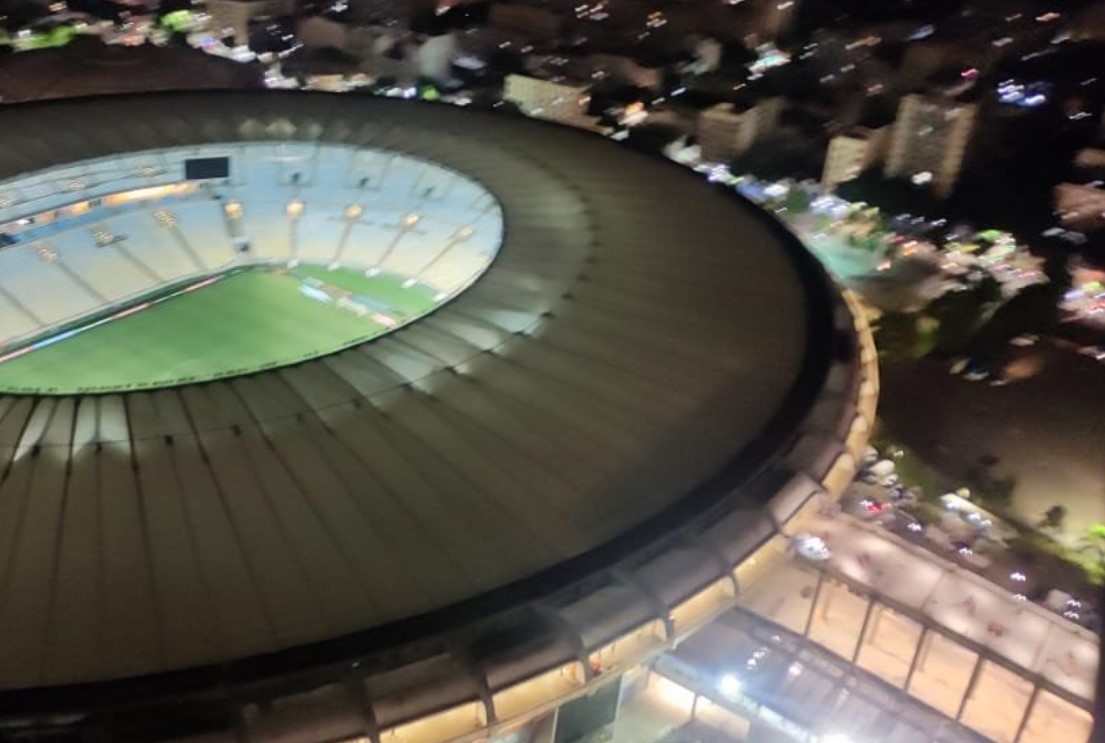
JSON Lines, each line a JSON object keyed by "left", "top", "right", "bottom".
{"left": 0, "top": 93, "right": 878, "bottom": 742}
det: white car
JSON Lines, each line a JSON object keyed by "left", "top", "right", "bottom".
{"left": 868, "top": 460, "right": 896, "bottom": 479}
{"left": 794, "top": 533, "right": 832, "bottom": 561}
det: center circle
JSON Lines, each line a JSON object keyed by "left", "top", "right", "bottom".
{"left": 0, "top": 142, "right": 504, "bottom": 395}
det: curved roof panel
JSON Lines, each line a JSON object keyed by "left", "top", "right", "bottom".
{"left": 0, "top": 92, "right": 828, "bottom": 692}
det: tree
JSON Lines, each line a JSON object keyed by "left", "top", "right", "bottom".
{"left": 67, "top": 0, "right": 128, "bottom": 23}
{"left": 624, "top": 123, "right": 683, "bottom": 156}
{"left": 1039, "top": 505, "right": 1068, "bottom": 530}
{"left": 0, "top": 1, "right": 50, "bottom": 31}
{"left": 874, "top": 312, "right": 937, "bottom": 360}
{"left": 587, "top": 83, "right": 649, "bottom": 115}
{"left": 485, "top": 47, "right": 524, "bottom": 79}
{"left": 978, "top": 477, "right": 1016, "bottom": 511}
{"left": 860, "top": 233, "right": 883, "bottom": 253}
{"left": 784, "top": 188, "right": 811, "bottom": 214}
{"left": 730, "top": 128, "right": 825, "bottom": 182}
{"left": 969, "top": 272, "right": 1062, "bottom": 356}
{"left": 493, "top": 99, "right": 523, "bottom": 117}
{"left": 1078, "top": 523, "right": 1105, "bottom": 564}
{"left": 158, "top": 0, "right": 195, "bottom": 14}
{"left": 836, "top": 174, "right": 947, "bottom": 221}
{"left": 720, "top": 40, "right": 756, "bottom": 68}
{"left": 965, "top": 459, "right": 1017, "bottom": 511}
{"left": 926, "top": 286, "right": 990, "bottom": 355}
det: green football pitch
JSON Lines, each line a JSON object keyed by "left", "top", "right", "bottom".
{"left": 0, "top": 265, "right": 439, "bottom": 395}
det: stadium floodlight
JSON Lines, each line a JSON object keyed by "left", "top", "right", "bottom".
{"left": 286, "top": 200, "right": 305, "bottom": 218}
{"left": 402, "top": 212, "right": 421, "bottom": 228}
{"left": 718, "top": 673, "right": 742, "bottom": 699}
{"left": 345, "top": 204, "right": 363, "bottom": 221}
{"left": 34, "top": 242, "right": 57, "bottom": 263}
{"left": 91, "top": 225, "right": 115, "bottom": 247}
{"left": 154, "top": 210, "right": 177, "bottom": 228}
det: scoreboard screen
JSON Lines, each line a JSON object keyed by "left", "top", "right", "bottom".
{"left": 184, "top": 156, "right": 230, "bottom": 180}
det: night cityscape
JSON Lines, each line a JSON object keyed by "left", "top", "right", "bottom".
{"left": 0, "top": 0, "right": 1102, "bottom": 741}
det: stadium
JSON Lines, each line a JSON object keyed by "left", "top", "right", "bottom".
{"left": 0, "top": 93, "right": 877, "bottom": 742}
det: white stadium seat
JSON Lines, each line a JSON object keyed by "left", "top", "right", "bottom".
{"left": 99, "top": 211, "right": 201, "bottom": 282}
{"left": 0, "top": 142, "right": 503, "bottom": 349}
{"left": 49, "top": 227, "right": 153, "bottom": 302}
{"left": 0, "top": 245, "right": 100, "bottom": 325}
{"left": 171, "top": 202, "right": 238, "bottom": 271}
{"left": 291, "top": 211, "right": 346, "bottom": 264}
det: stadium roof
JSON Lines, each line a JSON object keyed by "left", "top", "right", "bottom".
{"left": 0, "top": 39, "right": 260, "bottom": 104}
{"left": 0, "top": 92, "right": 841, "bottom": 709}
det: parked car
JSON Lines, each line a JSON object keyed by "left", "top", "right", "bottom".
{"left": 1079, "top": 344, "right": 1105, "bottom": 362}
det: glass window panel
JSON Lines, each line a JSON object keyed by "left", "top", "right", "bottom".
{"left": 808, "top": 579, "right": 868, "bottom": 659}
{"left": 906, "top": 631, "right": 976, "bottom": 717}
{"left": 737, "top": 555, "right": 818, "bottom": 635}
{"left": 1019, "top": 690, "right": 1093, "bottom": 743}
{"left": 855, "top": 604, "right": 921, "bottom": 688}
{"left": 959, "top": 660, "right": 1032, "bottom": 743}
{"left": 694, "top": 697, "right": 753, "bottom": 739}
{"left": 734, "top": 534, "right": 787, "bottom": 591}
{"left": 618, "top": 673, "right": 694, "bottom": 736}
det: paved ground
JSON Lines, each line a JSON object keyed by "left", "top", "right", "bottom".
{"left": 878, "top": 340, "right": 1105, "bottom": 535}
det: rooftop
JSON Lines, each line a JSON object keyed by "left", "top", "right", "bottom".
{"left": 0, "top": 38, "right": 261, "bottom": 103}
{"left": 0, "top": 92, "right": 837, "bottom": 698}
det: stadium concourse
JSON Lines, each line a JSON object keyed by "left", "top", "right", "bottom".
{"left": 0, "top": 93, "right": 876, "bottom": 743}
